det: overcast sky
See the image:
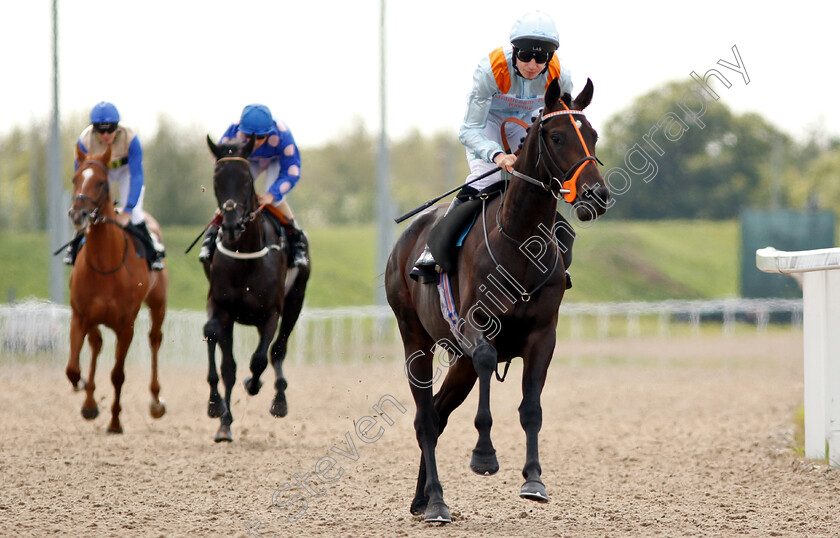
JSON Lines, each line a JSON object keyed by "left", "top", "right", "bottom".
{"left": 2, "top": 0, "right": 837, "bottom": 149}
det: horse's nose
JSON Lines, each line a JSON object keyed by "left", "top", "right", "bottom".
{"left": 593, "top": 184, "right": 610, "bottom": 205}
{"left": 68, "top": 208, "right": 88, "bottom": 226}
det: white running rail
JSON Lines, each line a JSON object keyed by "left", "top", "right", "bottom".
{"left": 756, "top": 246, "right": 840, "bottom": 465}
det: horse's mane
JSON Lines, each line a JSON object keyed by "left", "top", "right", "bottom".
{"left": 560, "top": 92, "right": 572, "bottom": 107}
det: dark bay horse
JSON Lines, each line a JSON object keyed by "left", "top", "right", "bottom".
{"left": 203, "top": 136, "right": 310, "bottom": 442}
{"left": 65, "top": 145, "right": 168, "bottom": 433}
{"left": 385, "top": 79, "right": 610, "bottom": 523}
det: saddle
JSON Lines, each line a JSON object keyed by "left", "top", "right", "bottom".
{"left": 427, "top": 183, "right": 575, "bottom": 276}
{"left": 260, "top": 206, "right": 292, "bottom": 260}
{"left": 124, "top": 224, "right": 157, "bottom": 269}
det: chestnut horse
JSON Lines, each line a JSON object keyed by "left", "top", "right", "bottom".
{"left": 65, "top": 145, "right": 168, "bottom": 433}
{"left": 385, "top": 79, "right": 610, "bottom": 522}
{"left": 203, "top": 136, "right": 310, "bottom": 442}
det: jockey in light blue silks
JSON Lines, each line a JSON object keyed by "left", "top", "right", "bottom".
{"left": 65, "top": 101, "right": 165, "bottom": 270}
{"left": 410, "top": 11, "right": 573, "bottom": 283}
{"left": 198, "top": 104, "right": 309, "bottom": 268}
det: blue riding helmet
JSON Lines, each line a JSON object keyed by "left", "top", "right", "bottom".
{"left": 239, "top": 104, "right": 274, "bottom": 136}
{"left": 510, "top": 11, "right": 559, "bottom": 51}
{"left": 90, "top": 101, "right": 120, "bottom": 124}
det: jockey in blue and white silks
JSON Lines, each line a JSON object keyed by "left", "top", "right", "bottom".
{"left": 218, "top": 117, "right": 301, "bottom": 206}
{"left": 65, "top": 101, "right": 165, "bottom": 270}
{"left": 199, "top": 103, "right": 309, "bottom": 268}
{"left": 77, "top": 122, "right": 145, "bottom": 224}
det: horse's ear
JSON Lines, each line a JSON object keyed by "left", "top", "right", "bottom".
{"left": 102, "top": 145, "right": 112, "bottom": 167}
{"left": 207, "top": 135, "right": 221, "bottom": 158}
{"left": 545, "top": 78, "right": 562, "bottom": 109}
{"left": 75, "top": 142, "right": 86, "bottom": 164}
{"left": 242, "top": 135, "right": 255, "bottom": 158}
{"left": 573, "top": 78, "right": 594, "bottom": 111}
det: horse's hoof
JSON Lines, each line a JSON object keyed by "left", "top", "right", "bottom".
{"left": 107, "top": 424, "right": 123, "bottom": 434}
{"left": 81, "top": 406, "right": 99, "bottom": 420}
{"left": 520, "top": 480, "right": 549, "bottom": 503}
{"left": 424, "top": 501, "right": 451, "bottom": 524}
{"left": 150, "top": 400, "right": 166, "bottom": 419}
{"left": 270, "top": 394, "right": 288, "bottom": 417}
{"left": 410, "top": 498, "right": 427, "bottom": 516}
{"left": 73, "top": 379, "right": 86, "bottom": 392}
{"left": 207, "top": 398, "right": 226, "bottom": 418}
{"left": 243, "top": 376, "right": 263, "bottom": 396}
{"left": 470, "top": 449, "right": 499, "bottom": 475}
{"left": 214, "top": 425, "right": 233, "bottom": 443}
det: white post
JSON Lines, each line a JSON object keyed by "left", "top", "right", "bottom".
{"left": 756, "top": 247, "right": 840, "bottom": 464}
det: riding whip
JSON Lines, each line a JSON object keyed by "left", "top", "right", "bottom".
{"left": 394, "top": 166, "right": 506, "bottom": 224}
{"left": 184, "top": 213, "right": 222, "bottom": 254}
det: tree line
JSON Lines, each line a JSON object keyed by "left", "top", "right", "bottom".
{"left": 1, "top": 78, "right": 837, "bottom": 231}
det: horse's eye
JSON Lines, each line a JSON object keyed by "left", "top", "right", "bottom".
{"left": 551, "top": 132, "right": 566, "bottom": 144}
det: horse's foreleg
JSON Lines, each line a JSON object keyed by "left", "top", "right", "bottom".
{"left": 243, "top": 313, "right": 279, "bottom": 397}
{"left": 66, "top": 315, "right": 87, "bottom": 391}
{"left": 204, "top": 317, "right": 225, "bottom": 419}
{"left": 108, "top": 326, "right": 134, "bottom": 434}
{"left": 518, "top": 331, "right": 555, "bottom": 502}
{"left": 81, "top": 327, "right": 102, "bottom": 420}
{"left": 147, "top": 303, "right": 166, "bottom": 419}
{"left": 215, "top": 322, "right": 236, "bottom": 442}
{"left": 470, "top": 340, "right": 499, "bottom": 475}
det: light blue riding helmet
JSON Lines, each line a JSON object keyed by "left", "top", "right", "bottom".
{"left": 239, "top": 104, "right": 274, "bottom": 136}
{"left": 509, "top": 11, "right": 560, "bottom": 51}
{"left": 90, "top": 101, "right": 120, "bottom": 124}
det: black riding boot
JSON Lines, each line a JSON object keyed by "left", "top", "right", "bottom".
{"left": 409, "top": 197, "right": 464, "bottom": 283}
{"left": 63, "top": 232, "right": 84, "bottom": 266}
{"left": 285, "top": 220, "right": 310, "bottom": 268}
{"left": 198, "top": 225, "right": 219, "bottom": 263}
{"left": 134, "top": 221, "right": 166, "bottom": 271}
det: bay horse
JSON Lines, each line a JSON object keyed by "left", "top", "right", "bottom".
{"left": 203, "top": 135, "right": 310, "bottom": 442}
{"left": 385, "top": 78, "right": 610, "bottom": 523}
{"left": 65, "top": 144, "right": 168, "bottom": 434}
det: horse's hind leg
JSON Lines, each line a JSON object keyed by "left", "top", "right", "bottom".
{"left": 410, "top": 350, "right": 477, "bottom": 517}
{"left": 108, "top": 326, "right": 134, "bottom": 434}
{"left": 269, "top": 269, "right": 309, "bottom": 417}
{"left": 81, "top": 327, "right": 103, "bottom": 420}
{"left": 243, "top": 313, "right": 279, "bottom": 397}
{"left": 401, "top": 326, "right": 451, "bottom": 523}
{"left": 146, "top": 291, "right": 167, "bottom": 419}
{"left": 470, "top": 339, "right": 500, "bottom": 475}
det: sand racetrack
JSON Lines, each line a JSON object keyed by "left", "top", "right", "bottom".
{"left": 4, "top": 332, "right": 840, "bottom": 537}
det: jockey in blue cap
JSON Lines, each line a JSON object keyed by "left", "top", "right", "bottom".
{"left": 410, "top": 11, "right": 575, "bottom": 285}
{"left": 198, "top": 104, "right": 309, "bottom": 267}
{"left": 64, "top": 101, "right": 165, "bottom": 270}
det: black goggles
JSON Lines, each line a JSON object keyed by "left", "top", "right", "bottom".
{"left": 515, "top": 49, "right": 553, "bottom": 64}
{"left": 93, "top": 122, "right": 118, "bottom": 134}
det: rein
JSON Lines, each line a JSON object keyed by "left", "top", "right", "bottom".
{"left": 506, "top": 105, "right": 603, "bottom": 203}
{"left": 71, "top": 159, "right": 131, "bottom": 274}
{"left": 480, "top": 192, "right": 560, "bottom": 302}
{"left": 478, "top": 106, "right": 598, "bottom": 301}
